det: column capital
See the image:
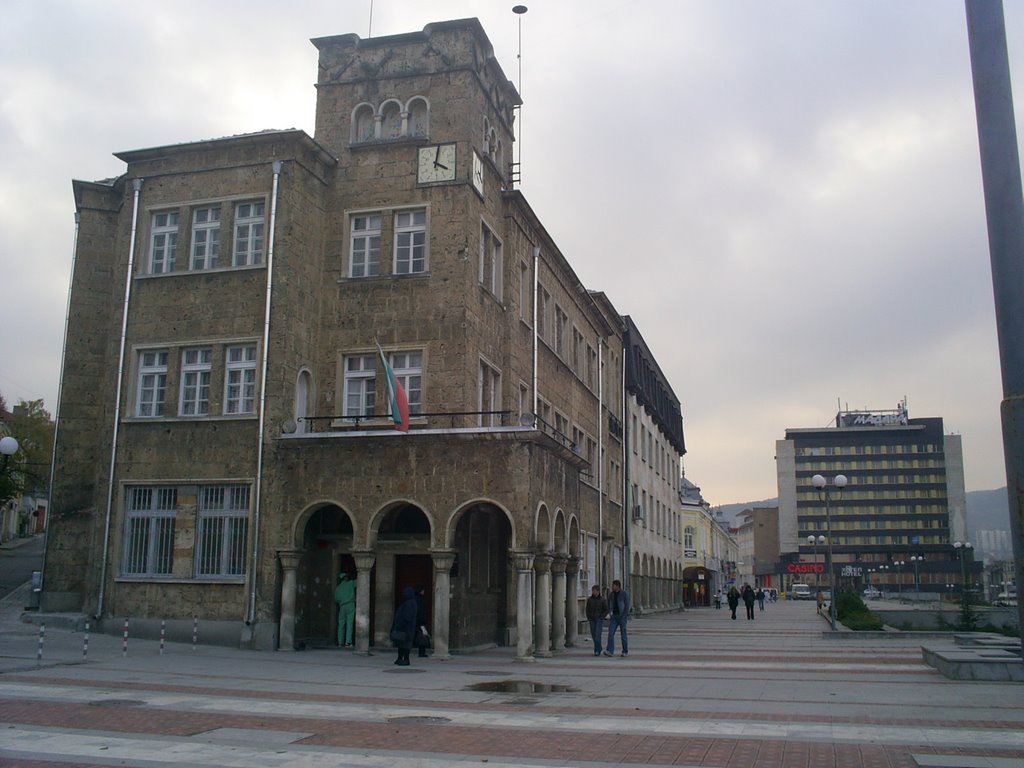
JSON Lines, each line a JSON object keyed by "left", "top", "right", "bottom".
{"left": 277, "top": 550, "right": 303, "bottom": 570}
{"left": 565, "top": 555, "right": 581, "bottom": 572}
{"left": 430, "top": 549, "right": 457, "bottom": 572}
{"left": 510, "top": 550, "right": 535, "bottom": 572}
{"left": 550, "top": 554, "right": 568, "bottom": 575}
{"left": 534, "top": 551, "right": 554, "bottom": 573}
{"left": 351, "top": 550, "right": 376, "bottom": 571}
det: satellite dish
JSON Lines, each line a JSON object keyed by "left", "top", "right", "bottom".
{"left": 519, "top": 412, "right": 536, "bottom": 427}
{"left": 281, "top": 418, "right": 298, "bottom": 434}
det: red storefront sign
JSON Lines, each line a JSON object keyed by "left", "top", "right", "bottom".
{"left": 787, "top": 563, "right": 825, "bottom": 574}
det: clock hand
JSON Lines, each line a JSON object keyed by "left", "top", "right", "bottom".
{"left": 434, "top": 145, "right": 442, "bottom": 167}
{"left": 435, "top": 162, "right": 449, "bottom": 170}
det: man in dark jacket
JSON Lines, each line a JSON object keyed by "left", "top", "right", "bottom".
{"left": 391, "top": 587, "right": 418, "bottom": 666}
{"left": 584, "top": 585, "right": 608, "bottom": 656}
{"left": 603, "top": 580, "right": 630, "bottom": 657}
{"left": 742, "top": 584, "right": 756, "bottom": 620}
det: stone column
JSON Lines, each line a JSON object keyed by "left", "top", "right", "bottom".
{"left": 511, "top": 551, "right": 535, "bottom": 661}
{"left": 565, "top": 556, "right": 580, "bottom": 647}
{"left": 533, "top": 552, "right": 553, "bottom": 658}
{"left": 430, "top": 549, "right": 457, "bottom": 660}
{"left": 277, "top": 550, "right": 303, "bottom": 651}
{"left": 550, "top": 555, "right": 568, "bottom": 651}
{"left": 352, "top": 551, "right": 376, "bottom": 655}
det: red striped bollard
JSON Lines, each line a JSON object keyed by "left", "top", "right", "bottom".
{"left": 83, "top": 621, "right": 90, "bottom": 659}
{"left": 160, "top": 620, "right": 166, "bottom": 655}
{"left": 36, "top": 623, "right": 45, "bottom": 666}
{"left": 192, "top": 616, "right": 198, "bottom": 651}
{"left": 122, "top": 618, "right": 129, "bottom": 657}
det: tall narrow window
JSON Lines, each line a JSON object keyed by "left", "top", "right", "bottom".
{"left": 519, "top": 261, "right": 530, "bottom": 322}
{"left": 394, "top": 209, "right": 426, "bottom": 274}
{"left": 479, "top": 223, "right": 503, "bottom": 297}
{"left": 149, "top": 212, "right": 178, "bottom": 274}
{"left": 390, "top": 351, "right": 423, "bottom": 415}
{"left": 343, "top": 354, "right": 377, "bottom": 417}
{"left": 122, "top": 486, "right": 176, "bottom": 576}
{"left": 479, "top": 359, "right": 501, "bottom": 427}
{"left": 224, "top": 345, "right": 257, "bottom": 414}
{"left": 136, "top": 350, "right": 169, "bottom": 417}
{"left": 179, "top": 347, "right": 212, "bottom": 416}
{"left": 233, "top": 201, "right": 265, "bottom": 266}
{"left": 195, "top": 485, "right": 250, "bottom": 578}
{"left": 350, "top": 213, "right": 381, "bottom": 277}
{"left": 537, "top": 286, "right": 550, "bottom": 341}
{"left": 555, "top": 306, "right": 568, "bottom": 358}
{"left": 190, "top": 207, "right": 221, "bottom": 270}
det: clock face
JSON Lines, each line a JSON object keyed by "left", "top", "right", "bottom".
{"left": 472, "top": 151, "right": 484, "bottom": 195}
{"left": 417, "top": 144, "right": 456, "bottom": 184}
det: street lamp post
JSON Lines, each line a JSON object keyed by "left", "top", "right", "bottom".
{"left": 878, "top": 564, "right": 889, "bottom": 596}
{"left": 807, "top": 534, "right": 826, "bottom": 588}
{"left": 0, "top": 436, "right": 18, "bottom": 471}
{"left": 895, "top": 560, "right": 905, "bottom": 597}
{"left": 811, "top": 473, "right": 847, "bottom": 631}
{"left": 953, "top": 541, "right": 975, "bottom": 629}
{"left": 911, "top": 555, "right": 925, "bottom": 595}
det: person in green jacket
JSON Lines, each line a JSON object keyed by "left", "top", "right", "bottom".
{"left": 334, "top": 572, "right": 356, "bottom": 647}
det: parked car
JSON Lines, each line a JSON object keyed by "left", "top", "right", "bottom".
{"left": 862, "top": 587, "right": 881, "bottom": 599}
{"left": 994, "top": 591, "right": 1018, "bottom": 607}
{"left": 790, "top": 583, "right": 812, "bottom": 600}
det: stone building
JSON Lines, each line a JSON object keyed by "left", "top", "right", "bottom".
{"left": 43, "top": 19, "right": 679, "bottom": 656}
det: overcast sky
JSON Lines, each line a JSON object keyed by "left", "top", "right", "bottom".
{"left": 1, "top": 1, "right": 1020, "bottom": 505}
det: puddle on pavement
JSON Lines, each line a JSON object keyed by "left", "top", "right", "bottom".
{"left": 465, "top": 680, "right": 578, "bottom": 694}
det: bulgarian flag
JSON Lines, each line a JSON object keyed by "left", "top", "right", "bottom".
{"left": 376, "top": 341, "right": 410, "bottom": 432}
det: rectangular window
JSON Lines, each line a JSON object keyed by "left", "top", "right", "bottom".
{"left": 390, "top": 351, "right": 423, "bottom": 415}
{"left": 179, "top": 347, "right": 212, "bottom": 416}
{"left": 224, "top": 345, "right": 257, "bottom": 414}
{"left": 537, "top": 286, "right": 550, "bottom": 341}
{"left": 136, "top": 350, "right": 169, "bottom": 417}
{"left": 344, "top": 354, "right": 377, "bottom": 417}
{"left": 479, "top": 359, "right": 501, "bottom": 427}
{"left": 350, "top": 213, "right": 381, "bottom": 277}
{"left": 149, "top": 211, "right": 179, "bottom": 274}
{"left": 394, "top": 209, "right": 427, "bottom": 274}
{"left": 190, "top": 207, "right": 221, "bottom": 270}
{"left": 519, "top": 261, "right": 530, "bottom": 322}
{"left": 585, "top": 533, "right": 599, "bottom": 595}
{"left": 195, "top": 485, "right": 250, "bottom": 578}
{"left": 233, "top": 201, "right": 265, "bottom": 266}
{"left": 479, "top": 223, "right": 503, "bottom": 297}
{"left": 122, "top": 486, "right": 176, "bottom": 576}
{"left": 555, "top": 305, "right": 568, "bottom": 358}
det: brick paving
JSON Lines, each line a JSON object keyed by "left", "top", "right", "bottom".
{"left": 1, "top": 596, "right": 1022, "bottom": 767}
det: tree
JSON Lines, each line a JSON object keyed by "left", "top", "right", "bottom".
{"left": 1, "top": 394, "right": 55, "bottom": 508}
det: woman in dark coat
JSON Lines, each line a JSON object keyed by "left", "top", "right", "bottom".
{"left": 414, "top": 585, "right": 430, "bottom": 658}
{"left": 392, "top": 586, "right": 418, "bottom": 666}
{"left": 726, "top": 586, "right": 740, "bottom": 620}
{"left": 742, "top": 584, "right": 756, "bottom": 620}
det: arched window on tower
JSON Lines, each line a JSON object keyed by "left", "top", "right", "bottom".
{"left": 407, "top": 97, "right": 429, "bottom": 138}
{"left": 380, "top": 100, "right": 403, "bottom": 140}
{"left": 351, "top": 103, "right": 376, "bottom": 144}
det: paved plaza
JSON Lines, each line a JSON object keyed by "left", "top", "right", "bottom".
{"left": 1, "top": 581, "right": 1022, "bottom": 768}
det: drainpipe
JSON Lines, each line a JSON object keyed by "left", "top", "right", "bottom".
{"left": 622, "top": 349, "right": 630, "bottom": 595}
{"left": 247, "top": 160, "right": 282, "bottom": 626}
{"left": 597, "top": 337, "right": 604, "bottom": 586}
{"left": 41, "top": 211, "right": 81, "bottom": 587}
{"left": 96, "top": 177, "right": 143, "bottom": 618}
{"left": 531, "top": 246, "right": 539, "bottom": 420}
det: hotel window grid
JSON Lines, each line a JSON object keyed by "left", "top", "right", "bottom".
{"left": 122, "top": 486, "right": 176, "bottom": 576}
{"left": 350, "top": 213, "right": 381, "bottom": 277}
{"left": 137, "top": 350, "right": 169, "bottom": 417}
{"left": 394, "top": 209, "right": 427, "bottom": 274}
{"left": 343, "top": 354, "right": 376, "bottom": 417}
{"left": 479, "top": 359, "right": 501, "bottom": 427}
{"left": 479, "top": 222, "right": 503, "bottom": 297}
{"left": 233, "top": 201, "right": 265, "bottom": 266}
{"left": 179, "top": 347, "right": 212, "bottom": 416}
{"left": 149, "top": 211, "right": 178, "bottom": 274}
{"left": 224, "top": 345, "right": 257, "bottom": 414}
{"left": 190, "top": 207, "right": 221, "bottom": 270}
{"left": 195, "top": 485, "right": 250, "bottom": 578}
{"left": 389, "top": 351, "right": 423, "bottom": 415}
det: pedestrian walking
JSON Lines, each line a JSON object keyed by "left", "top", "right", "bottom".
{"left": 585, "top": 584, "right": 608, "bottom": 656}
{"left": 816, "top": 590, "right": 825, "bottom": 614}
{"left": 756, "top": 588, "right": 765, "bottom": 612}
{"left": 726, "top": 586, "right": 740, "bottom": 620}
{"left": 713, "top": 589, "right": 722, "bottom": 610}
{"left": 414, "top": 585, "right": 431, "bottom": 658}
{"left": 390, "top": 587, "right": 418, "bottom": 666}
{"left": 604, "top": 580, "right": 630, "bottom": 657}
{"left": 334, "top": 572, "right": 356, "bottom": 648}
{"left": 742, "top": 584, "right": 756, "bottom": 620}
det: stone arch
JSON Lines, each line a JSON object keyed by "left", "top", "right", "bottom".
{"left": 406, "top": 96, "right": 429, "bottom": 137}
{"left": 450, "top": 501, "right": 513, "bottom": 649}
{"left": 444, "top": 498, "right": 517, "bottom": 550}
{"left": 290, "top": 499, "right": 355, "bottom": 550}
{"left": 566, "top": 515, "right": 581, "bottom": 558}
{"left": 534, "top": 503, "right": 552, "bottom": 551}
{"left": 553, "top": 508, "right": 567, "bottom": 554}
{"left": 380, "top": 99, "right": 403, "bottom": 139}
{"left": 351, "top": 102, "right": 376, "bottom": 143}
{"left": 368, "top": 498, "right": 435, "bottom": 549}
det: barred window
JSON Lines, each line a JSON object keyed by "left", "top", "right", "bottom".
{"left": 195, "top": 485, "right": 250, "bottom": 578}
{"left": 122, "top": 487, "right": 176, "bottom": 576}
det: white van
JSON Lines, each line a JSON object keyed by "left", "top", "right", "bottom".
{"left": 790, "top": 583, "right": 812, "bottom": 600}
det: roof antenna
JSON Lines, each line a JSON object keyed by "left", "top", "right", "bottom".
{"left": 368, "top": 0, "right": 374, "bottom": 37}
{"left": 511, "top": 5, "right": 528, "bottom": 187}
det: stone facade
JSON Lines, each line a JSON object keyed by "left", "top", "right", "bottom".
{"left": 45, "top": 19, "right": 679, "bottom": 655}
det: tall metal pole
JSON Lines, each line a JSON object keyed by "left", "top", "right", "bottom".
{"left": 965, "top": 0, "right": 1024, "bottom": 655}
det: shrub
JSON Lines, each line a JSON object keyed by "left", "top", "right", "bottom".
{"left": 841, "top": 611, "right": 885, "bottom": 631}
{"left": 835, "top": 590, "right": 867, "bottom": 621}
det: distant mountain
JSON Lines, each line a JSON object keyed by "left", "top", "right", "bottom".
{"left": 714, "top": 488, "right": 1011, "bottom": 537}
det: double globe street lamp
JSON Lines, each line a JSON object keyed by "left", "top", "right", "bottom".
{"left": 811, "top": 473, "right": 847, "bottom": 631}
{"left": 807, "top": 534, "right": 826, "bottom": 588}
{"left": 910, "top": 554, "right": 925, "bottom": 595}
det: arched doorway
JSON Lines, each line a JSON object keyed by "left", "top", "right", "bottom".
{"left": 451, "top": 503, "right": 512, "bottom": 649}
{"left": 373, "top": 503, "right": 433, "bottom": 647}
{"left": 295, "top": 504, "right": 354, "bottom": 647}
